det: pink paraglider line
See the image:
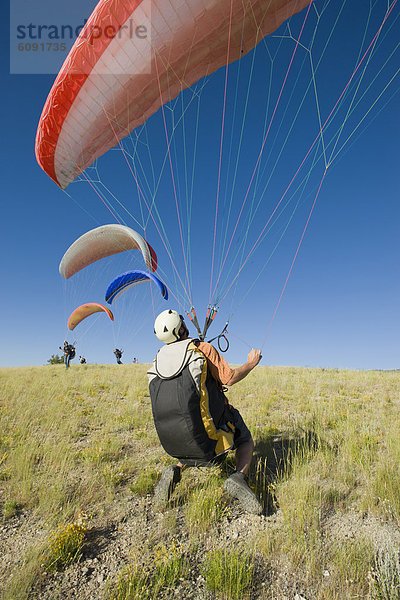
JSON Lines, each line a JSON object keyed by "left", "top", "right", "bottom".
{"left": 102, "top": 107, "right": 190, "bottom": 309}
{"left": 81, "top": 171, "right": 122, "bottom": 224}
{"left": 216, "top": 0, "right": 397, "bottom": 311}
{"left": 211, "top": 1, "right": 313, "bottom": 301}
{"left": 226, "top": 329, "right": 252, "bottom": 349}
{"left": 209, "top": 0, "right": 234, "bottom": 306}
{"left": 154, "top": 53, "right": 193, "bottom": 308}
{"left": 259, "top": 2, "right": 398, "bottom": 346}
{"left": 261, "top": 168, "right": 328, "bottom": 349}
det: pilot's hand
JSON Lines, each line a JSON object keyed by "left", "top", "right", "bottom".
{"left": 247, "top": 349, "right": 262, "bottom": 367}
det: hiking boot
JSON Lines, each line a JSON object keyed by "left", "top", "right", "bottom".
{"left": 224, "top": 471, "right": 263, "bottom": 515}
{"left": 154, "top": 465, "right": 181, "bottom": 508}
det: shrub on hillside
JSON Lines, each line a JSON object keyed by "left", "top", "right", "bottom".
{"left": 47, "top": 354, "right": 64, "bottom": 365}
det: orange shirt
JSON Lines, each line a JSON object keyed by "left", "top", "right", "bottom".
{"left": 196, "top": 341, "right": 235, "bottom": 386}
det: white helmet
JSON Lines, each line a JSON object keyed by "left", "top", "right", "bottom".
{"left": 154, "top": 309, "right": 183, "bottom": 344}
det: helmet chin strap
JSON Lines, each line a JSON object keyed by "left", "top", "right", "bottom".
{"left": 175, "top": 321, "right": 189, "bottom": 341}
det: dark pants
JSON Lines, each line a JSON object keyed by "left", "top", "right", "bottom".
{"left": 226, "top": 406, "right": 252, "bottom": 448}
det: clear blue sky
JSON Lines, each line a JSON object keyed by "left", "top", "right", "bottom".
{"left": 1, "top": 0, "right": 399, "bottom": 369}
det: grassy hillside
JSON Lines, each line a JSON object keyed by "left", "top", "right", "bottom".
{"left": 0, "top": 364, "right": 399, "bottom": 600}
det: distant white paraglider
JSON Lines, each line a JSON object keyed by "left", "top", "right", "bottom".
{"left": 59, "top": 224, "right": 157, "bottom": 278}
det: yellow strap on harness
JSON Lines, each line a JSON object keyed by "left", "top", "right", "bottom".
{"left": 189, "top": 343, "right": 234, "bottom": 455}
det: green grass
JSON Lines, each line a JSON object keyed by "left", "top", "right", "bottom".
{"left": 1, "top": 364, "right": 399, "bottom": 599}
{"left": 184, "top": 472, "right": 229, "bottom": 534}
{"left": 152, "top": 540, "right": 189, "bottom": 592}
{"left": 129, "top": 466, "right": 159, "bottom": 496}
{"left": 202, "top": 549, "right": 254, "bottom": 599}
{"left": 108, "top": 564, "right": 151, "bottom": 600}
{"left": 107, "top": 541, "right": 188, "bottom": 600}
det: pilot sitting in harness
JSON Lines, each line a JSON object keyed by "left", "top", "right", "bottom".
{"left": 148, "top": 309, "right": 263, "bottom": 514}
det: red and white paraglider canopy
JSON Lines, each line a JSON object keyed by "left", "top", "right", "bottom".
{"left": 35, "top": 0, "right": 311, "bottom": 189}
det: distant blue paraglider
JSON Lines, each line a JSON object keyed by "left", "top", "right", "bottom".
{"left": 105, "top": 270, "right": 168, "bottom": 304}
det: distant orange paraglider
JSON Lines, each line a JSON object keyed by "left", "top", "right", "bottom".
{"left": 67, "top": 303, "right": 114, "bottom": 331}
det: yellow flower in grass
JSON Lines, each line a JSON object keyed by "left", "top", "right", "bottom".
{"left": 44, "top": 514, "right": 90, "bottom": 571}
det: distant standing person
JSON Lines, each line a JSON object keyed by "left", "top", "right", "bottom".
{"left": 114, "top": 348, "right": 123, "bottom": 364}
{"left": 59, "top": 341, "right": 75, "bottom": 369}
{"left": 133, "top": 357, "right": 138, "bottom": 364}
